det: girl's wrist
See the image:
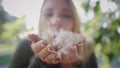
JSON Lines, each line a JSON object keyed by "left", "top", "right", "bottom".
{"left": 72, "top": 60, "right": 81, "bottom": 68}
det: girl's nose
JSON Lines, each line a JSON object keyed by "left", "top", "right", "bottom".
{"left": 50, "top": 16, "right": 61, "bottom": 25}
{"left": 47, "top": 16, "right": 62, "bottom": 31}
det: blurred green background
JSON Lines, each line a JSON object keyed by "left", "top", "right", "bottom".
{"left": 0, "top": 0, "right": 120, "bottom": 68}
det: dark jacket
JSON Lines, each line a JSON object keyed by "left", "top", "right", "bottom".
{"left": 10, "top": 39, "right": 98, "bottom": 68}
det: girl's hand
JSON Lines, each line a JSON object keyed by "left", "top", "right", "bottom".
{"left": 28, "top": 34, "right": 60, "bottom": 64}
{"left": 59, "top": 39, "right": 85, "bottom": 65}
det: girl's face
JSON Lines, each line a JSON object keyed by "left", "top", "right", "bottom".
{"left": 39, "top": 0, "right": 75, "bottom": 32}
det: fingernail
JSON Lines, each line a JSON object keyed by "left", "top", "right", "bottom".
{"left": 43, "top": 40, "right": 49, "bottom": 45}
{"left": 77, "top": 43, "right": 82, "bottom": 46}
{"left": 50, "top": 46, "right": 55, "bottom": 50}
{"left": 53, "top": 53, "right": 58, "bottom": 59}
{"left": 77, "top": 42, "right": 83, "bottom": 46}
{"left": 55, "top": 60, "right": 59, "bottom": 64}
{"left": 76, "top": 41, "right": 82, "bottom": 46}
{"left": 62, "top": 52, "right": 65, "bottom": 56}
{"left": 39, "top": 41, "right": 46, "bottom": 47}
{"left": 70, "top": 48, "right": 74, "bottom": 51}
{"left": 70, "top": 46, "right": 76, "bottom": 51}
{"left": 53, "top": 60, "right": 59, "bottom": 64}
{"left": 48, "top": 45, "right": 55, "bottom": 52}
{"left": 82, "top": 37, "right": 85, "bottom": 42}
{"left": 66, "top": 48, "right": 69, "bottom": 51}
{"left": 41, "top": 43, "right": 46, "bottom": 47}
{"left": 78, "top": 41, "right": 82, "bottom": 44}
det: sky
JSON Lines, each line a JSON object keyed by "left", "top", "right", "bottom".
{"left": 2, "top": 0, "right": 41, "bottom": 33}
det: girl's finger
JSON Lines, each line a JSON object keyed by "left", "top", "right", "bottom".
{"left": 77, "top": 41, "right": 84, "bottom": 56}
{"left": 28, "top": 34, "right": 40, "bottom": 43}
{"left": 44, "top": 53, "right": 53, "bottom": 64}
{"left": 60, "top": 52, "right": 70, "bottom": 63}
{"left": 44, "top": 53, "right": 59, "bottom": 64}
{"left": 31, "top": 40, "right": 47, "bottom": 53}
{"left": 69, "top": 46, "right": 79, "bottom": 63}
{"left": 52, "top": 59, "right": 60, "bottom": 64}
{"left": 37, "top": 44, "right": 56, "bottom": 60}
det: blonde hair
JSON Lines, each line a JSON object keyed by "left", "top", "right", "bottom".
{"left": 69, "top": 0, "right": 81, "bottom": 33}
{"left": 38, "top": 0, "right": 81, "bottom": 36}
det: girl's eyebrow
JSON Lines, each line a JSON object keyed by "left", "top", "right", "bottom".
{"left": 44, "top": 8, "right": 72, "bottom": 13}
{"left": 45, "top": 8, "right": 53, "bottom": 11}
{"left": 62, "top": 8, "right": 70, "bottom": 11}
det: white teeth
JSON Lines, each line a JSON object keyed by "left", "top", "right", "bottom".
{"left": 41, "top": 29, "right": 85, "bottom": 58}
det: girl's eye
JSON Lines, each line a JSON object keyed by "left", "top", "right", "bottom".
{"left": 44, "top": 12, "right": 53, "bottom": 17}
{"left": 61, "top": 13, "right": 72, "bottom": 19}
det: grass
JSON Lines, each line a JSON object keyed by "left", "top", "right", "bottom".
{"left": 0, "top": 43, "right": 16, "bottom": 64}
{"left": 0, "top": 44, "right": 16, "bottom": 54}
{"left": 0, "top": 54, "right": 12, "bottom": 64}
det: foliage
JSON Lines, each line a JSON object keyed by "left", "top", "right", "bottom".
{"left": 0, "top": 5, "right": 17, "bottom": 35}
{"left": 81, "top": 0, "right": 120, "bottom": 68}
{"left": 0, "top": 16, "right": 26, "bottom": 44}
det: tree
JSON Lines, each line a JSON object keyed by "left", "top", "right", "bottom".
{"left": 80, "top": 0, "right": 120, "bottom": 68}
{"left": 0, "top": 16, "right": 26, "bottom": 44}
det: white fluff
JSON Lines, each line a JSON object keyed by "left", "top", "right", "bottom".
{"left": 41, "top": 29, "right": 85, "bottom": 58}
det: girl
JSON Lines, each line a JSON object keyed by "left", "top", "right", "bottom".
{"left": 10, "top": 0, "right": 97, "bottom": 68}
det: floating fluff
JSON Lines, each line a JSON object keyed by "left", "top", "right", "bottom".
{"left": 41, "top": 29, "right": 85, "bottom": 58}
{"left": 41, "top": 29, "right": 57, "bottom": 43}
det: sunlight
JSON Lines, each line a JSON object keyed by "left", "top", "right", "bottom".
{"left": 2, "top": 0, "right": 41, "bottom": 34}
{"left": 100, "top": 0, "right": 117, "bottom": 13}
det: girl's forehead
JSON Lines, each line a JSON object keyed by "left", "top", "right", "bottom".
{"left": 43, "top": 0, "right": 70, "bottom": 9}
{"left": 44, "top": 0, "right": 69, "bottom": 4}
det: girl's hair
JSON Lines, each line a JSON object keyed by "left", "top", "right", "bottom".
{"left": 38, "top": 0, "right": 81, "bottom": 36}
